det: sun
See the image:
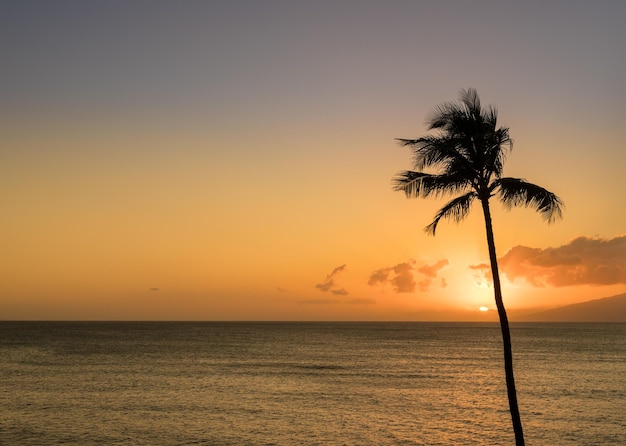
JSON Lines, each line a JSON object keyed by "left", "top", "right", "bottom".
{"left": 479, "top": 306, "right": 489, "bottom": 312}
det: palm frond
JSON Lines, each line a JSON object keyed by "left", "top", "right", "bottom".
{"left": 460, "top": 88, "right": 482, "bottom": 119}
{"left": 484, "top": 127, "right": 513, "bottom": 179}
{"left": 492, "top": 177, "right": 564, "bottom": 222}
{"left": 392, "top": 171, "right": 431, "bottom": 197}
{"left": 427, "top": 102, "right": 460, "bottom": 130}
{"left": 393, "top": 171, "right": 472, "bottom": 199}
{"left": 396, "top": 136, "right": 461, "bottom": 171}
{"left": 486, "top": 105, "right": 498, "bottom": 127}
{"left": 425, "top": 192, "right": 477, "bottom": 236}
{"left": 395, "top": 89, "right": 564, "bottom": 243}
{"left": 396, "top": 136, "right": 481, "bottom": 180}
{"left": 418, "top": 89, "right": 511, "bottom": 176}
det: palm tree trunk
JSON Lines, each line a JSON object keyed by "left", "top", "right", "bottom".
{"left": 480, "top": 198, "right": 525, "bottom": 445}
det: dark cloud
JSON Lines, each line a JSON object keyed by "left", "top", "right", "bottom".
{"left": 315, "top": 264, "right": 348, "bottom": 295}
{"left": 471, "top": 236, "right": 626, "bottom": 287}
{"left": 150, "top": 288, "right": 160, "bottom": 291}
{"left": 369, "top": 259, "right": 448, "bottom": 293}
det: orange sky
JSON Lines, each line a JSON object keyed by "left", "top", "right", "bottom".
{"left": 1, "top": 1, "right": 625, "bottom": 320}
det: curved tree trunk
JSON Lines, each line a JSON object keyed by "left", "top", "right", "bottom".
{"left": 481, "top": 198, "right": 525, "bottom": 446}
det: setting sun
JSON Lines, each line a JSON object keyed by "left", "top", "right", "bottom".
{"left": 479, "top": 306, "right": 489, "bottom": 312}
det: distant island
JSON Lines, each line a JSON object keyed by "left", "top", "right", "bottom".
{"left": 516, "top": 293, "right": 626, "bottom": 322}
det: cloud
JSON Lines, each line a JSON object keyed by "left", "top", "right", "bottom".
{"left": 469, "top": 263, "right": 490, "bottom": 271}
{"left": 418, "top": 259, "right": 449, "bottom": 278}
{"left": 417, "top": 259, "right": 449, "bottom": 291}
{"left": 471, "top": 235, "right": 626, "bottom": 287}
{"left": 150, "top": 288, "right": 160, "bottom": 291}
{"left": 368, "top": 260, "right": 416, "bottom": 293}
{"left": 469, "top": 263, "right": 492, "bottom": 285}
{"left": 315, "top": 264, "right": 348, "bottom": 295}
{"left": 369, "top": 259, "right": 448, "bottom": 293}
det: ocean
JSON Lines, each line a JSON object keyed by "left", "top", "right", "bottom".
{"left": 1, "top": 322, "right": 624, "bottom": 445}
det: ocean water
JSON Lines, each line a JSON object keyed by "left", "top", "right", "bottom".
{"left": 1, "top": 322, "right": 624, "bottom": 445}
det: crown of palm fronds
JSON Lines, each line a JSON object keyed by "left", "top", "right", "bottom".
{"left": 394, "top": 88, "right": 563, "bottom": 235}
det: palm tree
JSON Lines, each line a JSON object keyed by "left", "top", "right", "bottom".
{"left": 393, "top": 88, "right": 563, "bottom": 445}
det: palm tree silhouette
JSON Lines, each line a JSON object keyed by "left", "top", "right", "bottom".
{"left": 393, "top": 88, "right": 563, "bottom": 445}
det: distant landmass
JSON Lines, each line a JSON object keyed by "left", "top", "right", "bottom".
{"left": 519, "top": 293, "right": 626, "bottom": 322}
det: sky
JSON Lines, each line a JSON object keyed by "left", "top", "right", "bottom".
{"left": 1, "top": 0, "right": 625, "bottom": 321}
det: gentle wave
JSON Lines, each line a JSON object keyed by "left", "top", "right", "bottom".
{"left": 2, "top": 322, "right": 625, "bottom": 445}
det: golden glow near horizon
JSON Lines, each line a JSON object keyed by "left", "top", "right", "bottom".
{"left": 1, "top": 2, "right": 625, "bottom": 320}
